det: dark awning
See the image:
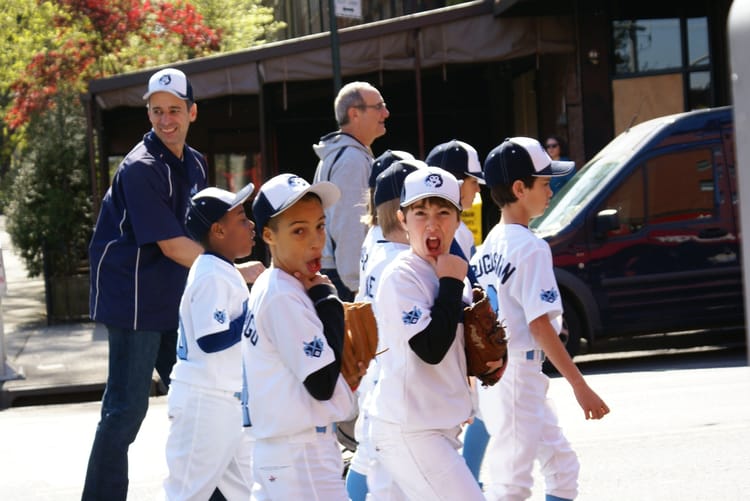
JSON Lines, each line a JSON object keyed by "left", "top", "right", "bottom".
{"left": 89, "top": 0, "right": 574, "bottom": 110}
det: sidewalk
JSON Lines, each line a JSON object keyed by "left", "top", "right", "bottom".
{"left": 0, "top": 215, "right": 108, "bottom": 409}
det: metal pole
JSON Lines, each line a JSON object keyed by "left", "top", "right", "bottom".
{"left": 328, "top": 0, "right": 342, "bottom": 94}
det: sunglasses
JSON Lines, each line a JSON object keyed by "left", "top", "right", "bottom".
{"left": 545, "top": 143, "right": 559, "bottom": 149}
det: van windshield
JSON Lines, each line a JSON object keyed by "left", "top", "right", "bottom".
{"left": 531, "top": 117, "right": 668, "bottom": 237}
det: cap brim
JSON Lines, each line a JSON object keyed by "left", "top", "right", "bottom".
{"left": 142, "top": 89, "right": 190, "bottom": 101}
{"left": 228, "top": 182, "right": 255, "bottom": 210}
{"left": 401, "top": 192, "right": 462, "bottom": 211}
{"left": 537, "top": 159, "right": 575, "bottom": 177}
{"left": 466, "top": 172, "right": 486, "bottom": 185}
{"left": 271, "top": 181, "right": 341, "bottom": 218}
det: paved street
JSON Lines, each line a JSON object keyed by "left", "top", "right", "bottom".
{"left": 0, "top": 347, "right": 747, "bottom": 500}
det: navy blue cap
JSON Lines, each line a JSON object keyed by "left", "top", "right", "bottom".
{"left": 185, "top": 183, "right": 255, "bottom": 241}
{"left": 484, "top": 137, "right": 574, "bottom": 187}
{"left": 373, "top": 159, "right": 426, "bottom": 206}
{"left": 425, "top": 139, "right": 485, "bottom": 184}
{"left": 369, "top": 150, "right": 414, "bottom": 189}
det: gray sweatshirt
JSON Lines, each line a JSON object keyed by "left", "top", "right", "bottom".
{"left": 313, "top": 131, "right": 373, "bottom": 292}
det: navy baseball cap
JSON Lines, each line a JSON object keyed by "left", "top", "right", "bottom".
{"left": 484, "top": 137, "right": 574, "bottom": 187}
{"left": 425, "top": 139, "right": 485, "bottom": 184}
{"left": 369, "top": 150, "right": 415, "bottom": 189}
{"left": 400, "top": 166, "right": 462, "bottom": 211}
{"left": 374, "top": 159, "right": 426, "bottom": 206}
{"left": 185, "top": 183, "right": 255, "bottom": 241}
{"left": 143, "top": 68, "right": 194, "bottom": 102}
{"left": 252, "top": 174, "right": 340, "bottom": 232}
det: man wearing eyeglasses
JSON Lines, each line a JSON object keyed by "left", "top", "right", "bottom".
{"left": 313, "top": 81, "right": 390, "bottom": 301}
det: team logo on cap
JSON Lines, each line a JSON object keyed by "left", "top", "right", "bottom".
{"left": 424, "top": 173, "right": 443, "bottom": 188}
{"left": 540, "top": 288, "right": 559, "bottom": 303}
{"left": 159, "top": 74, "right": 172, "bottom": 86}
{"left": 303, "top": 336, "right": 325, "bottom": 357}
{"left": 288, "top": 175, "right": 308, "bottom": 189}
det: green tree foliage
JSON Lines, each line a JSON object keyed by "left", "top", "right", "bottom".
{"left": 5, "top": 88, "right": 92, "bottom": 277}
{"left": 1, "top": 0, "right": 284, "bottom": 278}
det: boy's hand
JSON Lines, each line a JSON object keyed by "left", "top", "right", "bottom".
{"left": 430, "top": 253, "right": 468, "bottom": 281}
{"left": 572, "top": 381, "right": 610, "bottom": 420}
{"left": 294, "top": 271, "right": 333, "bottom": 291}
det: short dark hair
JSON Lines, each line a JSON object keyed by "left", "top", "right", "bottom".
{"left": 265, "top": 192, "right": 322, "bottom": 231}
{"left": 489, "top": 176, "right": 535, "bottom": 208}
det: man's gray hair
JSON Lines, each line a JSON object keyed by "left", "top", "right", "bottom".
{"left": 335, "top": 81, "right": 377, "bottom": 126}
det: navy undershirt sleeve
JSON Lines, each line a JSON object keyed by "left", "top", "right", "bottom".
{"left": 303, "top": 283, "right": 345, "bottom": 400}
{"left": 408, "top": 277, "right": 465, "bottom": 364}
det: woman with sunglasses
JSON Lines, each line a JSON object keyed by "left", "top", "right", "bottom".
{"left": 544, "top": 135, "right": 575, "bottom": 195}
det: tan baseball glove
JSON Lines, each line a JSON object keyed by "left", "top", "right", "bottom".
{"left": 341, "top": 301, "right": 379, "bottom": 390}
{"left": 464, "top": 288, "right": 508, "bottom": 387}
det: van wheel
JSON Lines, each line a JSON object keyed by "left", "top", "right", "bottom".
{"left": 543, "top": 300, "right": 582, "bottom": 375}
{"left": 560, "top": 299, "right": 582, "bottom": 358}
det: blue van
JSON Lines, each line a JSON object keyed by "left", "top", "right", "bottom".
{"left": 530, "top": 106, "right": 742, "bottom": 356}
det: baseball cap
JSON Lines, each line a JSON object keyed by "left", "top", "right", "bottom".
{"left": 484, "top": 136, "right": 574, "bottom": 187}
{"left": 374, "top": 159, "right": 426, "bottom": 206}
{"left": 425, "top": 139, "right": 485, "bottom": 184}
{"left": 142, "top": 68, "right": 194, "bottom": 102}
{"left": 185, "top": 183, "right": 255, "bottom": 241}
{"left": 369, "top": 150, "right": 415, "bottom": 188}
{"left": 400, "top": 166, "right": 462, "bottom": 211}
{"left": 252, "top": 174, "right": 340, "bottom": 232}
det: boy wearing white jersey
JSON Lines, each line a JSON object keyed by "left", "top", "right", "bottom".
{"left": 368, "top": 166, "right": 497, "bottom": 501}
{"left": 347, "top": 159, "right": 424, "bottom": 501}
{"left": 243, "top": 173, "right": 356, "bottom": 501}
{"left": 164, "top": 183, "right": 258, "bottom": 500}
{"left": 471, "top": 137, "right": 610, "bottom": 501}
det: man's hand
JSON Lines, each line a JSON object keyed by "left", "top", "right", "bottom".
{"left": 237, "top": 261, "right": 266, "bottom": 284}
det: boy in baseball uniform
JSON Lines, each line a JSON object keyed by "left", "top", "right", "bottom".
{"left": 367, "top": 166, "right": 496, "bottom": 501}
{"left": 243, "top": 173, "right": 356, "bottom": 501}
{"left": 471, "top": 137, "right": 610, "bottom": 501}
{"left": 347, "top": 158, "right": 425, "bottom": 501}
{"left": 163, "top": 183, "right": 258, "bottom": 500}
{"left": 425, "top": 139, "right": 489, "bottom": 482}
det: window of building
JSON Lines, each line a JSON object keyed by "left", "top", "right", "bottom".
{"left": 611, "top": 16, "right": 712, "bottom": 133}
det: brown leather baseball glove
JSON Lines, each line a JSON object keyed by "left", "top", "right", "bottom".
{"left": 341, "top": 301, "right": 379, "bottom": 390}
{"left": 464, "top": 288, "right": 508, "bottom": 387}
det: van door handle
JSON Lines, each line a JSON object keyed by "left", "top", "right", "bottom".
{"left": 698, "top": 228, "right": 728, "bottom": 239}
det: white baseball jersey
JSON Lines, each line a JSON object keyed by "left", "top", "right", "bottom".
{"left": 357, "top": 224, "right": 384, "bottom": 298}
{"left": 171, "top": 253, "right": 249, "bottom": 392}
{"left": 355, "top": 240, "right": 408, "bottom": 303}
{"left": 242, "top": 266, "right": 355, "bottom": 439}
{"left": 368, "top": 250, "right": 472, "bottom": 431}
{"left": 455, "top": 221, "right": 476, "bottom": 259}
{"left": 469, "top": 223, "right": 563, "bottom": 351}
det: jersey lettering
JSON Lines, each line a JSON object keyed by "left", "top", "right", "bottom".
{"left": 365, "top": 275, "right": 376, "bottom": 299}
{"left": 244, "top": 312, "right": 258, "bottom": 345}
{"left": 474, "top": 251, "right": 517, "bottom": 285}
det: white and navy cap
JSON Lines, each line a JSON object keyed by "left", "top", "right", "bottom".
{"left": 400, "top": 166, "right": 462, "bottom": 211}
{"left": 425, "top": 139, "right": 485, "bottom": 184}
{"left": 185, "top": 183, "right": 255, "bottom": 241}
{"left": 143, "top": 68, "right": 194, "bottom": 102}
{"left": 369, "top": 149, "right": 415, "bottom": 188}
{"left": 252, "top": 174, "right": 340, "bottom": 232}
{"left": 484, "top": 136, "right": 574, "bottom": 187}
{"left": 374, "top": 159, "right": 426, "bottom": 206}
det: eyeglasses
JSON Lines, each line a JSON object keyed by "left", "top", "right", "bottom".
{"left": 545, "top": 143, "right": 559, "bottom": 149}
{"left": 356, "top": 102, "right": 387, "bottom": 111}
